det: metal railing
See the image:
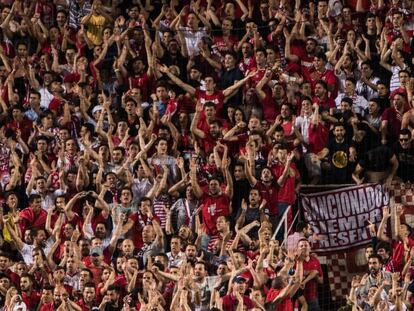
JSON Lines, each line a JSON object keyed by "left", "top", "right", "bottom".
{"left": 271, "top": 205, "right": 300, "bottom": 246}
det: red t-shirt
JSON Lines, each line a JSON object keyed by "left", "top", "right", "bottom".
{"left": 302, "top": 255, "right": 323, "bottom": 301}
{"left": 266, "top": 288, "right": 293, "bottom": 311}
{"left": 39, "top": 303, "right": 54, "bottom": 311}
{"left": 200, "top": 193, "right": 230, "bottom": 236}
{"left": 262, "top": 93, "right": 281, "bottom": 122}
{"left": 381, "top": 107, "right": 403, "bottom": 142}
{"left": 238, "top": 56, "right": 256, "bottom": 75}
{"left": 22, "top": 290, "right": 41, "bottom": 311}
{"left": 195, "top": 89, "right": 225, "bottom": 115}
{"left": 128, "top": 73, "right": 152, "bottom": 101}
{"left": 308, "top": 122, "right": 329, "bottom": 154}
{"left": 222, "top": 294, "right": 254, "bottom": 311}
{"left": 128, "top": 212, "right": 160, "bottom": 249}
{"left": 311, "top": 95, "right": 335, "bottom": 111}
{"left": 213, "top": 35, "right": 237, "bottom": 56}
{"left": 290, "top": 40, "right": 314, "bottom": 69}
{"left": 304, "top": 67, "right": 338, "bottom": 99}
{"left": 271, "top": 162, "right": 299, "bottom": 205}
{"left": 390, "top": 238, "right": 414, "bottom": 272}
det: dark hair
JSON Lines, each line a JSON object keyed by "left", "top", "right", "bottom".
{"left": 255, "top": 48, "right": 267, "bottom": 56}
{"left": 28, "top": 194, "right": 42, "bottom": 204}
{"left": 82, "top": 123, "right": 95, "bottom": 136}
{"left": 296, "top": 221, "right": 309, "bottom": 233}
{"left": 315, "top": 51, "right": 327, "bottom": 62}
{"left": 368, "top": 253, "right": 382, "bottom": 261}
{"left": 84, "top": 282, "right": 96, "bottom": 290}
{"left": 107, "top": 284, "right": 121, "bottom": 292}
{"left": 204, "top": 101, "right": 216, "bottom": 108}
{"left": 43, "top": 284, "right": 54, "bottom": 291}
{"left": 316, "top": 80, "right": 328, "bottom": 90}
{"left": 140, "top": 197, "right": 152, "bottom": 205}
{"left": 113, "top": 146, "right": 126, "bottom": 156}
{"left": 399, "top": 69, "right": 410, "bottom": 77}
{"left": 333, "top": 122, "right": 345, "bottom": 130}
{"left": 400, "top": 128, "right": 412, "bottom": 138}
{"left": 341, "top": 97, "right": 353, "bottom": 106}
{"left": 80, "top": 268, "right": 94, "bottom": 280}
{"left": 376, "top": 241, "right": 391, "bottom": 254}
{"left": 345, "top": 77, "right": 357, "bottom": 85}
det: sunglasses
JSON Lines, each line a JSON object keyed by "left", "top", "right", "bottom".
{"left": 400, "top": 138, "right": 410, "bottom": 142}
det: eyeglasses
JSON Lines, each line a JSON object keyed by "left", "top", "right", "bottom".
{"left": 400, "top": 138, "right": 410, "bottom": 142}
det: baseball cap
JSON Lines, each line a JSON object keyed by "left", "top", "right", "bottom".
{"left": 92, "top": 105, "right": 103, "bottom": 114}
{"left": 232, "top": 275, "right": 247, "bottom": 284}
{"left": 90, "top": 247, "right": 103, "bottom": 257}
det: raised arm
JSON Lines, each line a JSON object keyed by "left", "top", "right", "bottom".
{"left": 190, "top": 102, "right": 206, "bottom": 139}
{"left": 189, "top": 160, "right": 203, "bottom": 199}
{"left": 3, "top": 220, "right": 24, "bottom": 250}
{"left": 377, "top": 206, "right": 392, "bottom": 243}
{"left": 222, "top": 72, "right": 254, "bottom": 97}
{"left": 255, "top": 69, "right": 272, "bottom": 100}
{"left": 159, "top": 65, "right": 196, "bottom": 95}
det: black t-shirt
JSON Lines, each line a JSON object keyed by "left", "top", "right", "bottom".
{"left": 327, "top": 138, "right": 354, "bottom": 184}
{"left": 359, "top": 145, "right": 394, "bottom": 172}
{"left": 393, "top": 143, "right": 414, "bottom": 182}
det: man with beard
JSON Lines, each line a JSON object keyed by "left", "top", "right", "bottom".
{"left": 377, "top": 205, "right": 414, "bottom": 273}
{"left": 191, "top": 102, "right": 224, "bottom": 154}
{"left": 160, "top": 65, "right": 254, "bottom": 116}
{"left": 136, "top": 223, "right": 164, "bottom": 268}
{"left": 285, "top": 37, "right": 318, "bottom": 69}
{"left": 235, "top": 190, "right": 267, "bottom": 239}
{"left": 184, "top": 244, "right": 198, "bottom": 264}
{"left": 51, "top": 286, "right": 69, "bottom": 310}
{"left": 320, "top": 123, "right": 356, "bottom": 184}
{"left": 4, "top": 223, "right": 53, "bottom": 265}
{"left": 191, "top": 261, "right": 217, "bottom": 311}
{"left": 77, "top": 282, "right": 97, "bottom": 311}
{"left": 190, "top": 160, "right": 233, "bottom": 250}
{"left": 99, "top": 285, "right": 121, "bottom": 311}
{"left": 20, "top": 273, "right": 41, "bottom": 310}
{"left": 169, "top": 184, "right": 198, "bottom": 233}
{"left": 110, "top": 147, "right": 126, "bottom": 173}
{"left": 358, "top": 254, "right": 392, "bottom": 297}
{"left": 287, "top": 222, "right": 314, "bottom": 253}
{"left": 0, "top": 253, "right": 19, "bottom": 285}
{"left": 393, "top": 129, "right": 414, "bottom": 182}
{"left": 18, "top": 194, "right": 47, "bottom": 235}
{"left": 122, "top": 195, "right": 161, "bottom": 249}
{"left": 382, "top": 92, "right": 408, "bottom": 145}
{"left": 37, "top": 285, "right": 54, "bottom": 311}
{"left": 304, "top": 52, "right": 338, "bottom": 99}
{"left": 222, "top": 276, "right": 254, "bottom": 311}
{"left": 256, "top": 69, "right": 286, "bottom": 122}
{"left": 51, "top": 267, "right": 73, "bottom": 294}
{"left": 312, "top": 80, "right": 336, "bottom": 115}
{"left": 0, "top": 273, "right": 11, "bottom": 306}
{"left": 297, "top": 239, "right": 323, "bottom": 311}
{"left": 245, "top": 166, "right": 278, "bottom": 229}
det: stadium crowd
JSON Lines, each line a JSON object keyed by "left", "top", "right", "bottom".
{"left": 0, "top": 0, "right": 414, "bottom": 310}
